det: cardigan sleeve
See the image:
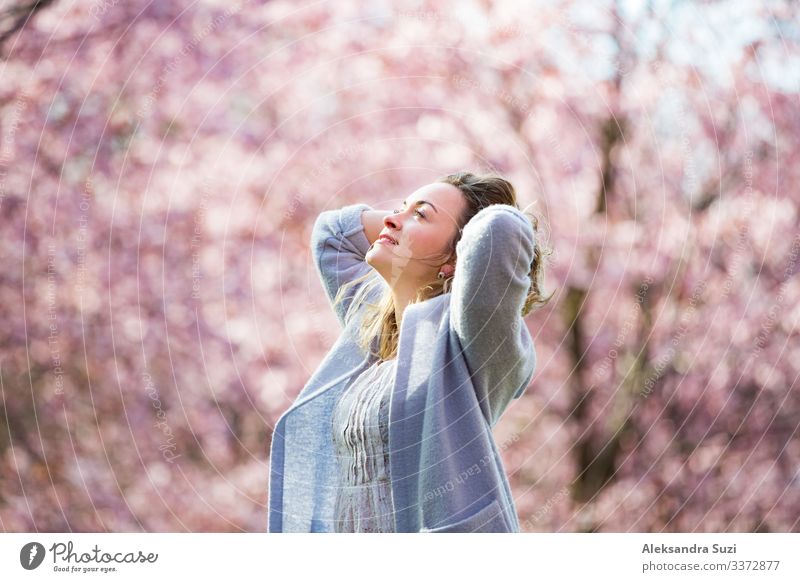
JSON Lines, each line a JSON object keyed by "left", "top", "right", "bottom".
{"left": 449, "top": 204, "right": 537, "bottom": 426}
{"left": 311, "top": 202, "right": 376, "bottom": 328}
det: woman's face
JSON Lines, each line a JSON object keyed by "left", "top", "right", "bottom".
{"left": 366, "top": 182, "right": 466, "bottom": 289}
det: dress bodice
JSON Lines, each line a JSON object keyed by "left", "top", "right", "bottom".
{"left": 330, "top": 358, "right": 397, "bottom": 532}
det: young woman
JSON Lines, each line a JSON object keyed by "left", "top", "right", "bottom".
{"left": 268, "top": 170, "right": 553, "bottom": 533}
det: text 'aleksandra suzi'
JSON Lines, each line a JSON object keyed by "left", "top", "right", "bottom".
{"left": 642, "top": 543, "right": 736, "bottom": 554}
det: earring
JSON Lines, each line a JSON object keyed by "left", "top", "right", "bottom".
{"left": 438, "top": 264, "right": 454, "bottom": 279}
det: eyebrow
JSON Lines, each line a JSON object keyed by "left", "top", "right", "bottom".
{"left": 402, "top": 199, "right": 439, "bottom": 214}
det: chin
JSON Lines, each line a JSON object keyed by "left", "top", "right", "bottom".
{"left": 366, "top": 245, "right": 385, "bottom": 262}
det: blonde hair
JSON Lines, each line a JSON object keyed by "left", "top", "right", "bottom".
{"left": 333, "top": 170, "right": 555, "bottom": 362}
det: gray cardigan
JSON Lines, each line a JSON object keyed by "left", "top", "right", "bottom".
{"left": 267, "top": 201, "right": 537, "bottom": 532}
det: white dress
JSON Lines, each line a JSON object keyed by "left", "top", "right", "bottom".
{"left": 330, "top": 358, "right": 397, "bottom": 533}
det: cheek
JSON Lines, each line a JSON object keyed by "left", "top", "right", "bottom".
{"left": 407, "top": 228, "right": 444, "bottom": 254}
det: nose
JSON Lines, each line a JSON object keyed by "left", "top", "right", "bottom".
{"left": 383, "top": 211, "right": 401, "bottom": 231}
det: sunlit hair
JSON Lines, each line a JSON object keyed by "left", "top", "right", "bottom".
{"left": 332, "top": 170, "right": 555, "bottom": 362}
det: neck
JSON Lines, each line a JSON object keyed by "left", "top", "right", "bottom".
{"left": 391, "top": 282, "right": 420, "bottom": 328}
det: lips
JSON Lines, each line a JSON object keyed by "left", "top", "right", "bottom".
{"left": 378, "top": 234, "right": 398, "bottom": 245}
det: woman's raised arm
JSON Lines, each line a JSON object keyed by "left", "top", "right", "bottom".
{"left": 311, "top": 203, "right": 391, "bottom": 327}
{"left": 361, "top": 208, "right": 390, "bottom": 246}
{"left": 449, "top": 204, "right": 538, "bottom": 426}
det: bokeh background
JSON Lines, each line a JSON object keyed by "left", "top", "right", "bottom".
{"left": 1, "top": 0, "right": 799, "bottom": 532}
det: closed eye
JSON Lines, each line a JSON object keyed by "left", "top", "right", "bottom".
{"left": 392, "top": 208, "right": 426, "bottom": 219}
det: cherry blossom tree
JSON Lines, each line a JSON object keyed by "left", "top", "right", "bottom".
{"left": 0, "top": 0, "right": 797, "bottom": 532}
